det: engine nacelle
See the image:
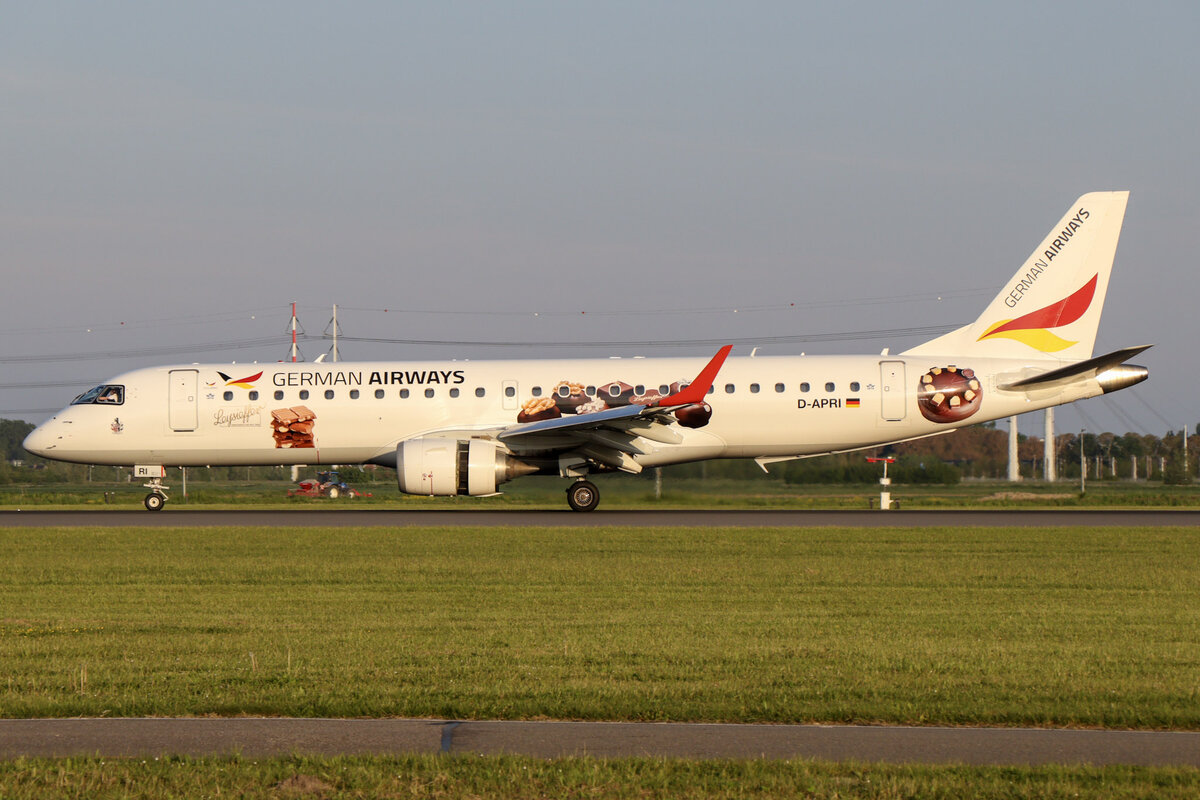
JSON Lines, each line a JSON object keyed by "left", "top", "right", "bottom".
{"left": 396, "top": 438, "right": 532, "bottom": 496}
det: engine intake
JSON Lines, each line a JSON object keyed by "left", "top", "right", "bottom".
{"left": 396, "top": 438, "right": 535, "bottom": 496}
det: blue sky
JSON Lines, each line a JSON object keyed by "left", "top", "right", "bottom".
{"left": 3, "top": 2, "right": 1197, "bottom": 436}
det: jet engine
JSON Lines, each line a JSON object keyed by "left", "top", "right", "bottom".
{"left": 395, "top": 438, "right": 536, "bottom": 496}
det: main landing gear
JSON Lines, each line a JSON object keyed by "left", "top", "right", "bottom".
{"left": 566, "top": 479, "right": 600, "bottom": 512}
{"left": 143, "top": 477, "right": 169, "bottom": 511}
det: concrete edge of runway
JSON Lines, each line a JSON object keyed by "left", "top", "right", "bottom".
{"left": 1, "top": 718, "right": 1198, "bottom": 767}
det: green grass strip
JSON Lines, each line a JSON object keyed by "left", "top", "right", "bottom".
{"left": 0, "top": 755, "right": 1198, "bottom": 799}
{"left": 0, "top": 526, "right": 1197, "bottom": 727}
{"left": 5, "top": 475, "right": 1200, "bottom": 509}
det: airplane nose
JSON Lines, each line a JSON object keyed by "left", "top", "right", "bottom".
{"left": 22, "top": 423, "right": 58, "bottom": 458}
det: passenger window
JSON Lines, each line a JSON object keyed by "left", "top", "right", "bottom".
{"left": 850, "top": 382, "right": 860, "bottom": 392}
{"left": 299, "top": 390, "right": 309, "bottom": 400}
{"left": 659, "top": 385, "right": 670, "bottom": 395}
{"left": 400, "top": 389, "right": 409, "bottom": 399}
{"left": 775, "top": 383, "right": 785, "bottom": 393}
{"left": 800, "top": 382, "right": 810, "bottom": 392}
{"left": 449, "top": 388, "right": 460, "bottom": 398}
{"left": 506, "top": 386, "right": 516, "bottom": 398}
{"left": 274, "top": 390, "right": 284, "bottom": 401}
{"left": 350, "top": 389, "right": 359, "bottom": 399}
{"left": 586, "top": 386, "right": 596, "bottom": 396}
{"left": 248, "top": 391, "right": 259, "bottom": 401}
{"left": 475, "top": 387, "right": 485, "bottom": 398}
{"left": 724, "top": 384, "right": 735, "bottom": 394}
{"left": 425, "top": 388, "right": 435, "bottom": 398}
{"left": 324, "top": 390, "right": 335, "bottom": 400}
{"left": 375, "top": 389, "right": 385, "bottom": 399}
{"left": 749, "top": 383, "right": 760, "bottom": 393}
{"left": 825, "top": 382, "right": 835, "bottom": 392}
{"left": 223, "top": 391, "right": 233, "bottom": 401}
{"left": 707, "top": 386, "right": 715, "bottom": 395}
{"left": 635, "top": 385, "right": 645, "bottom": 395}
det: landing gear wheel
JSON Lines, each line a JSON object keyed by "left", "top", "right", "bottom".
{"left": 566, "top": 480, "right": 600, "bottom": 512}
{"left": 144, "top": 493, "right": 165, "bottom": 511}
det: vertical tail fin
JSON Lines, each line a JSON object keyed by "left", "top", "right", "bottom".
{"left": 903, "top": 191, "right": 1130, "bottom": 361}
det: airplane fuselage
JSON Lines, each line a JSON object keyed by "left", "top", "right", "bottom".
{"left": 24, "top": 352, "right": 1113, "bottom": 470}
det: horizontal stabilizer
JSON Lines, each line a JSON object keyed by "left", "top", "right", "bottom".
{"left": 998, "top": 345, "right": 1152, "bottom": 390}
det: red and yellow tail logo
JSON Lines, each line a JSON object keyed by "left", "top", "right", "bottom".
{"left": 217, "top": 370, "right": 263, "bottom": 389}
{"left": 977, "top": 274, "right": 1097, "bottom": 352}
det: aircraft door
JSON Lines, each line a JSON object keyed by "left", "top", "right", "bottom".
{"left": 169, "top": 369, "right": 198, "bottom": 431}
{"left": 879, "top": 361, "right": 906, "bottom": 421}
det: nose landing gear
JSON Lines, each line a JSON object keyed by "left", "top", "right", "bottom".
{"left": 142, "top": 477, "right": 169, "bottom": 511}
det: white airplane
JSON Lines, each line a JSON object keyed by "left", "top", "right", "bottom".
{"left": 24, "top": 191, "right": 1149, "bottom": 511}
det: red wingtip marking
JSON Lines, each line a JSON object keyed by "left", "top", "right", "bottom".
{"left": 658, "top": 345, "right": 733, "bottom": 406}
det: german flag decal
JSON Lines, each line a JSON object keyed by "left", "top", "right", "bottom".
{"left": 846, "top": 398, "right": 861, "bottom": 408}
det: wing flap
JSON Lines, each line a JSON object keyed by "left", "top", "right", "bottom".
{"left": 579, "top": 443, "right": 643, "bottom": 473}
{"left": 497, "top": 404, "right": 646, "bottom": 442}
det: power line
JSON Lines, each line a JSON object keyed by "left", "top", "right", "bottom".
{"left": 0, "top": 287, "right": 988, "bottom": 337}
{"left": 1099, "top": 395, "right": 1147, "bottom": 435}
{"left": 0, "top": 380, "right": 100, "bottom": 389}
{"left": 331, "top": 323, "right": 961, "bottom": 349}
{"left": 0, "top": 307, "right": 275, "bottom": 336}
{"left": 1075, "top": 403, "right": 1103, "bottom": 434}
{"left": 0, "top": 336, "right": 290, "bottom": 364}
{"left": 0, "top": 322, "right": 962, "bottom": 364}
{"left": 335, "top": 288, "right": 990, "bottom": 318}
{"left": 1128, "top": 388, "right": 1174, "bottom": 429}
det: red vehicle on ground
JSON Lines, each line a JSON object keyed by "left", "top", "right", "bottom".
{"left": 287, "top": 471, "right": 370, "bottom": 499}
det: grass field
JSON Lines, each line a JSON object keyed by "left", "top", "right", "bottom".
{"left": 3, "top": 755, "right": 1199, "bottom": 799}
{"left": 4, "top": 474, "right": 1200, "bottom": 510}
{"left": 1, "top": 525, "right": 1197, "bottom": 728}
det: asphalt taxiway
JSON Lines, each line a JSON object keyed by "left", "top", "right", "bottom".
{"left": 3, "top": 508, "right": 1200, "bottom": 527}
{"left": 1, "top": 718, "right": 1197, "bottom": 766}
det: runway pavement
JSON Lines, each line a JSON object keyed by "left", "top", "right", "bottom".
{"left": 1, "top": 718, "right": 1197, "bottom": 766}
{"left": 4, "top": 508, "right": 1200, "bottom": 527}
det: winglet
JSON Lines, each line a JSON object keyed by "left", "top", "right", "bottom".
{"left": 656, "top": 345, "right": 733, "bottom": 406}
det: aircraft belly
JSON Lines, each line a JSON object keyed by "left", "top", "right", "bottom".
{"left": 703, "top": 405, "right": 899, "bottom": 458}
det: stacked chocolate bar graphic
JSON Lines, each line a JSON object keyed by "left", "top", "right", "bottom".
{"left": 271, "top": 406, "right": 316, "bottom": 448}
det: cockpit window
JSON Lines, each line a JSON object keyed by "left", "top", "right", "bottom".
{"left": 72, "top": 385, "right": 124, "bottom": 405}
